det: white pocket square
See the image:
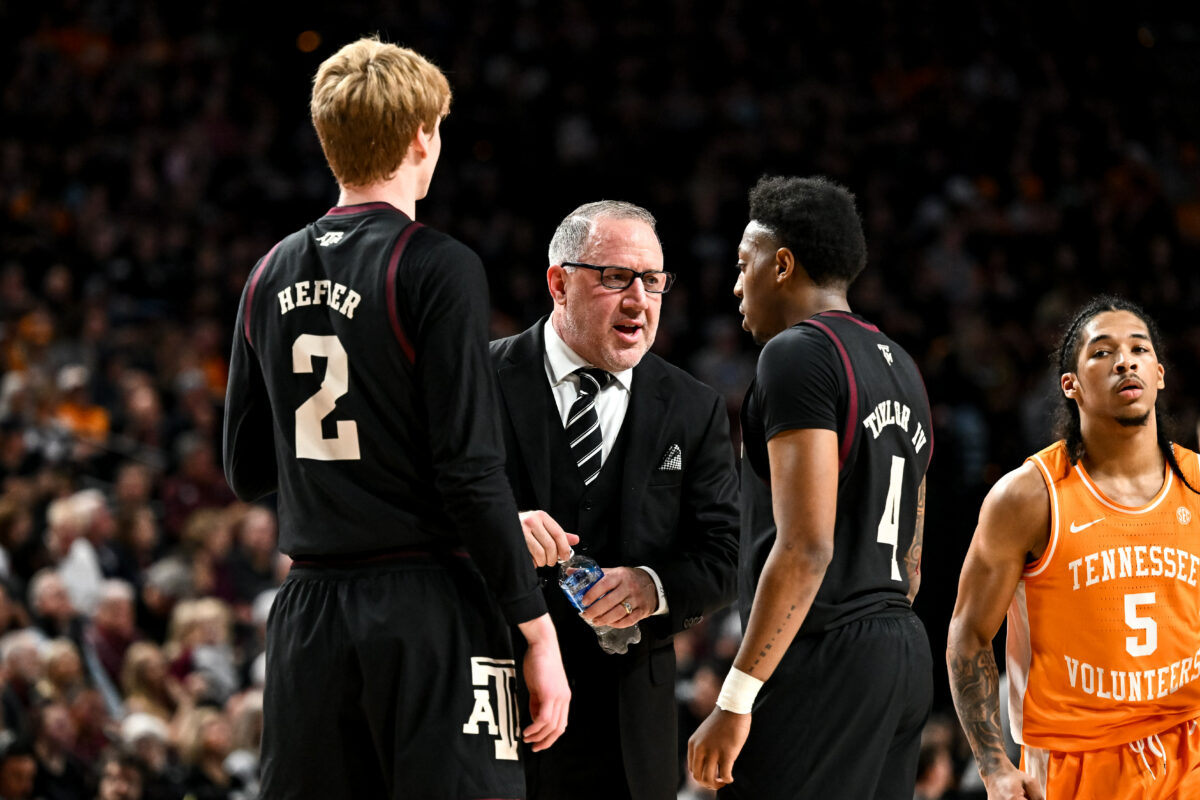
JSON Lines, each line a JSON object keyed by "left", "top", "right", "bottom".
{"left": 657, "top": 443, "right": 682, "bottom": 471}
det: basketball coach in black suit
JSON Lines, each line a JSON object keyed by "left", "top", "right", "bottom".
{"left": 490, "top": 200, "right": 740, "bottom": 800}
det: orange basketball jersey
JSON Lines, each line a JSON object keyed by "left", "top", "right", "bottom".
{"left": 1007, "top": 439, "right": 1200, "bottom": 751}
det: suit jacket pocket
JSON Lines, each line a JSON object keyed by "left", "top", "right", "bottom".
{"left": 634, "top": 482, "right": 682, "bottom": 552}
{"left": 646, "top": 471, "right": 683, "bottom": 488}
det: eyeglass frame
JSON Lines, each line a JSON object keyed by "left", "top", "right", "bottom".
{"left": 560, "top": 261, "right": 676, "bottom": 294}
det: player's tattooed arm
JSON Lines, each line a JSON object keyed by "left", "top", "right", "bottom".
{"left": 946, "top": 463, "right": 1049, "bottom": 790}
{"left": 905, "top": 477, "right": 926, "bottom": 603}
{"left": 948, "top": 646, "right": 1011, "bottom": 777}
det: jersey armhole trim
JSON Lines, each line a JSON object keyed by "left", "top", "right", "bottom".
{"left": 385, "top": 222, "right": 425, "bottom": 364}
{"left": 801, "top": 318, "right": 857, "bottom": 472}
{"left": 243, "top": 241, "right": 281, "bottom": 351}
{"left": 1023, "top": 454, "right": 1059, "bottom": 578}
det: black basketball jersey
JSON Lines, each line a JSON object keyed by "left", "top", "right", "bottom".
{"left": 739, "top": 310, "right": 933, "bottom": 634}
{"left": 223, "top": 202, "right": 544, "bottom": 623}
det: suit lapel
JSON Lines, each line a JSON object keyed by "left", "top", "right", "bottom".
{"left": 619, "top": 356, "right": 672, "bottom": 546}
{"left": 496, "top": 323, "right": 554, "bottom": 510}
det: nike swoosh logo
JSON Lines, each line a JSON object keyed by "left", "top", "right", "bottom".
{"left": 1070, "top": 518, "right": 1105, "bottom": 533}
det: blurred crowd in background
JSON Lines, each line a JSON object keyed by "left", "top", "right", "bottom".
{"left": 3, "top": 1, "right": 1199, "bottom": 797}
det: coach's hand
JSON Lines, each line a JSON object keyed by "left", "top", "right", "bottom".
{"left": 519, "top": 510, "right": 579, "bottom": 567}
{"left": 517, "top": 613, "right": 571, "bottom": 752}
{"left": 688, "top": 708, "right": 751, "bottom": 790}
{"left": 578, "top": 566, "right": 657, "bottom": 629}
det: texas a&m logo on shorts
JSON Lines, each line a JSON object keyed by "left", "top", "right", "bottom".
{"left": 462, "top": 657, "right": 519, "bottom": 760}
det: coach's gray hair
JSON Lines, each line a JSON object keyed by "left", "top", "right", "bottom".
{"left": 547, "top": 200, "right": 659, "bottom": 266}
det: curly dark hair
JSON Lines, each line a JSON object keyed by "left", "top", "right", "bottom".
{"left": 1052, "top": 294, "right": 1197, "bottom": 493}
{"left": 747, "top": 175, "right": 867, "bottom": 288}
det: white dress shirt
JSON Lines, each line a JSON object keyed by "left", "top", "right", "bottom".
{"left": 542, "top": 319, "right": 668, "bottom": 616}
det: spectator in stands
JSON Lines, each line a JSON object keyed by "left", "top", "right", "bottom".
{"left": 34, "top": 638, "right": 85, "bottom": 706}
{"left": 159, "top": 436, "right": 233, "bottom": 542}
{"left": 226, "top": 506, "right": 276, "bottom": 615}
{"left": 121, "top": 642, "right": 185, "bottom": 725}
{"left": 135, "top": 558, "right": 192, "bottom": 647}
{"left": 175, "top": 706, "right": 235, "bottom": 800}
{"left": 26, "top": 570, "right": 85, "bottom": 649}
{"left": 95, "top": 747, "right": 147, "bottom": 800}
{"left": 164, "top": 599, "right": 236, "bottom": 707}
{"left": 111, "top": 506, "right": 162, "bottom": 587}
{"left": 81, "top": 578, "right": 140, "bottom": 713}
{"left": 30, "top": 699, "right": 89, "bottom": 800}
{"left": 66, "top": 686, "right": 111, "bottom": 766}
{"left": 52, "top": 489, "right": 118, "bottom": 616}
{"left": 176, "top": 511, "right": 234, "bottom": 605}
{"left": 0, "top": 630, "right": 44, "bottom": 738}
{"left": 0, "top": 737, "right": 37, "bottom": 800}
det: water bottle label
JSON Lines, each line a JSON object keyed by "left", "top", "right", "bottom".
{"left": 560, "top": 564, "right": 602, "bottom": 611}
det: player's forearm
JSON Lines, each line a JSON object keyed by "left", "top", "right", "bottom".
{"left": 947, "top": 629, "right": 1012, "bottom": 778}
{"left": 517, "top": 613, "right": 558, "bottom": 647}
{"left": 732, "top": 541, "right": 830, "bottom": 681}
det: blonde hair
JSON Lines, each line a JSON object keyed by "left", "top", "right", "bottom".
{"left": 311, "top": 37, "right": 451, "bottom": 188}
{"left": 167, "top": 597, "right": 233, "bottom": 650}
{"left": 121, "top": 641, "right": 166, "bottom": 697}
{"left": 175, "top": 706, "right": 228, "bottom": 766}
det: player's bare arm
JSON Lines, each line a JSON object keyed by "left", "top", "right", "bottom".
{"left": 947, "top": 462, "right": 1050, "bottom": 800}
{"left": 689, "top": 427, "right": 838, "bottom": 790}
{"left": 905, "top": 476, "right": 926, "bottom": 603}
{"left": 517, "top": 613, "right": 571, "bottom": 752}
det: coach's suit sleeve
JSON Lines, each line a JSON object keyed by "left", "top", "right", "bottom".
{"left": 643, "top": 389, "right": 740, "bottom": 639}
{"left": 223, "top": 276, "right": 279, "bottom": 501}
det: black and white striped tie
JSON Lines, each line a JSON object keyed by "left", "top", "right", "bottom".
{"left": 566, "top": 367, "right": 611, "bottom": 486}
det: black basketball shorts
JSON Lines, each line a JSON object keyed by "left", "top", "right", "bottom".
{"left": 720, "top": 609, "right": 933, "bottom": 800}
{"left": 260, "top": 555, "right": 526, "bottom": 800}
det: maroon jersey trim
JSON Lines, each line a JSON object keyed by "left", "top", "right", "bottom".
{"left": 802, "top": 318, "right": 858, "bottom": 472}
{"left": 385, "top": 222, "right": 425, "bottom": 363}
{"left": 820, "top": 309, "right": 880, "bottom": 333}
{"left": 325, "top": 202, "right": 397, "bottom": 216}
{"left": 244, "top": 241, "right": 281, "bottom": 350}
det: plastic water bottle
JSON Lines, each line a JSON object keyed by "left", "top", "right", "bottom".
{"left": 557, "top": 550, "right": 642, "bottom": 655}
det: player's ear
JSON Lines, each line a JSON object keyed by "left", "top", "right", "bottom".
{"left": 1061, "top": 372, "right": 1079, "bottom": 399}
{"left": 410, "top": 125, "right": 432, "bottom": 160}
{"left": 547, "top": 265, "right": 568, "bottom": 305}
{"left": 1156, "top": 361, "right": 1165, "bottom": 390}
{"left": 775, "top": 247, "right": 795, "bottom": 283}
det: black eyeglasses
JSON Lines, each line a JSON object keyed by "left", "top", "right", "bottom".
{"left": 561, "top": 262, "right": 676, "bottom": 294}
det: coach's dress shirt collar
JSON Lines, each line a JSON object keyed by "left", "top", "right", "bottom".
{"left": 542, "top": 319, "right": 634, "bottom": 393}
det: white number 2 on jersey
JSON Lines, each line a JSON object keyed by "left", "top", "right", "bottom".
{"left": 877, "top": 455, "right": 905, "bottom": 581}
{"left": 293, "top": 334, "right": 361, "bottom": 461}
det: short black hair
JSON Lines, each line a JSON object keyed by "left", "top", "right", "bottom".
{"left": 747, "top": 175, "right": 867, "bottom": 288}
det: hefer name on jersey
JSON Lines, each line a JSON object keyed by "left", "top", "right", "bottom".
{"left": 277, "top": 279, "right": 362, "bottom": 319}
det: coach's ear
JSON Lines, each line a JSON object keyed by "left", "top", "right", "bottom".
{"left": 547, "top": 264, "right": 568, "bottom": 306}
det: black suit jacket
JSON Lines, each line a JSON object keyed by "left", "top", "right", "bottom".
{"left": 491, "top": 320, "right": 739, "bottom": 799}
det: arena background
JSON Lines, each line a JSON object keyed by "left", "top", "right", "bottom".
{"left": 3, "top": 2, "right": 1199, "bottom": 797}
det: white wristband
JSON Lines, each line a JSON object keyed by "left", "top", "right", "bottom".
{"left": 715, "top": 667, "right": 763, "bottom": 714}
